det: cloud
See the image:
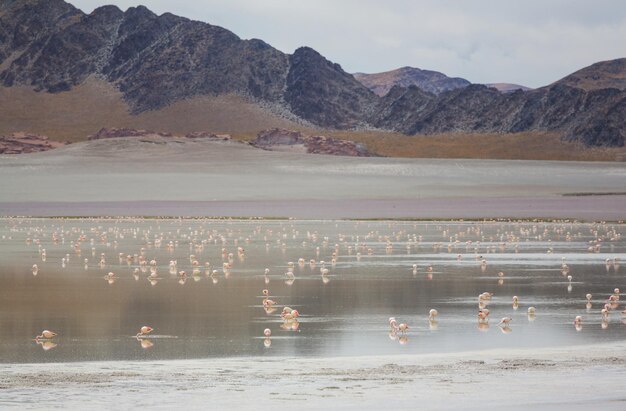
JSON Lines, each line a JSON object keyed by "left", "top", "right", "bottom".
{"left": 70, "top": 0, "right": 626, "bottom": 87}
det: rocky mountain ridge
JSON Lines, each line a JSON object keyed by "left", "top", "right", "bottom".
{"left": 0, "top": 0, "right": 624, "bottom": 147}
{"left": 554, "top": 58, "right": 626, "bottom": 91}
{"left": 354, "top": 67, "right": 471, "bottom": 96}
{"left": 0, "top": 0, "right": 375, "bottom": 129}
{"left": 373, "top": 83, "right": 625, "bottom": 147}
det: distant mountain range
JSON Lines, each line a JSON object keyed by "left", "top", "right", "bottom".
{"left": 0, "top": 0, "right": 624, "bottom": 147}
{"left": 353, "top": 67, "right": 471, "bottom": 96}
{"left": 485, "top": 83, "right": 532, "bottom": 93}
{"left": 353, "top": 67, "right": 531, "bottom": 95}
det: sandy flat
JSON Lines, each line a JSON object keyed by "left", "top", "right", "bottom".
{"left": 0, "top": 137, "right": 625, "bottom": 219}
{"left": 1, "top": 342, "right": 625, "bottom": 410}
{"left": 1, "top": 197, "right": 626, "bottom": 220}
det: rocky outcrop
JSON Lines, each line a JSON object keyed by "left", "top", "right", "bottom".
{"left": 252, "top": 128, "right": 372, "bottom": 157}
{"left": 87, "top": 128, "right": 234, "bottom": 141}
{"left": 0, "top": 132, "right": 66, "bottom": 154}
{"left": 253, "top": 128, "right": 303, "bottom": 146}
{"left": 354, "top": 66, "right": 470, "bottom": 96}
{"left": 87, "top": 127, "right": 172, "bottom": 140}
{"left": 185, "top": 131, "right": 231, "bottom": 140}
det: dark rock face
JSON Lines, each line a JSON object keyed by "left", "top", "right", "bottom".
{"left": 354, "top": 66, "right": 470, "bottom": 96}
{"left": 0, "top": 0, "right": 290, "bottom": 112}
{"left": 252, "top": 128, "right": 373, "bottom": 157}
{"left": 371, "top": 85, "right": 435, "bottom": 132}
{"left": 0, "top": 0, "right": 369, "bottom": 126}
{"left": 285, "top": 47, "right": 378, "bottom": 128}
{"left": 372, "top": 84, "right": 626, "bottom": 147}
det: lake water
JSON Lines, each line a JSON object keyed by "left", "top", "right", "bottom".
{"left": 0, "top": 218, "right": 624, "bottom": 363}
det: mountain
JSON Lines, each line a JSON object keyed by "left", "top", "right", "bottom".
{"left": 0, "top": 0, "right": 624, "bottom": 148}
{"left": 553, "top": 58, "right": 626, "bottom": 91}
{"left": 485, "top": 83, "right": 532, "bottom": 93}
{"left": 0, "top": 0, "right": 375, "bottom": 128}
{"left": 285, "top": 47, "right": 376, "bottom": 128}
{"left": 373, "top": 82, "right": 626, "bottom": 147}
{"left": 354, "top": 67, "right": 470, "bottom": 96}
{"left": 354, "top": 68, "right": 532, "bottom": 96}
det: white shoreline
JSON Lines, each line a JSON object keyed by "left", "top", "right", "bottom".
{"left": 2, "top": 341, "right": 625, "bottom": 410}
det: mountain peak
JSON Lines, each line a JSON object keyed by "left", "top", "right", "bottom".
{"left": 285, "top": 46, "right": 377, "bottom": 128}
{"left": 124, "top": 4, "right": 156, "bottom": 19}
{"left": 554, "top": 57, "right": 626, "bottom": 91}
{"left": 354, "top": 66, "right": 470, "bottom": 96}
{"left": 89, "top": 5, "right": 123, "bottom": 22}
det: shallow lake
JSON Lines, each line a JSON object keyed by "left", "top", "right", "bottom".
{"left": 0, "top": 218, "right": 624, "bottom": 363}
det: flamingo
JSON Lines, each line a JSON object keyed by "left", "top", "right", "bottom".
{"left": 498, "top": 317, "right": 512, "bottom": 327}
{"left": 478, "top": 308, "right": 490, "bottom": 322}
{"left": 601, "top": 307, "right": 609, "bottom": 320}
{"left": 136, "top": 326, "right": 153, "bottom": 338}
{"left": 389, "top": 317, "right": 398, "bottom": 332}
{"left": 282, "top": 308, "right": 299, "bottom": 321}
{"left": 263, "top": 298, "right": 276, "bottom": 308}
{"left": 429, "top": 309, "right": 438, "bottom": 321}
{"left": 36, "top": 330, "right": 58, "bottom": 340}
{"left": 479, "top": 292, "right": 493, "bottom": 301}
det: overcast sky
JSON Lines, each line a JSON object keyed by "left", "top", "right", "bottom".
{"left": 70, "top": 0, "right": 626, "bottom": 88}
